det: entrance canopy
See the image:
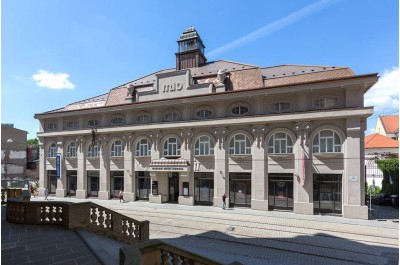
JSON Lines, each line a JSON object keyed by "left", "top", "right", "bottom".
{"left": 149, "top": 158, "right": 190, "bottom": 172}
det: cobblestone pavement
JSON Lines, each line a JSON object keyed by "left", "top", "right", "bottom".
{"left": 1, "top": 205, "right": 101, "bottom": 265}
{"left": 31, "top": 197, "right": 399, "bottom": 265}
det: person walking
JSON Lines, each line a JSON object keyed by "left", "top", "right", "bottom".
{"left": 118, "top": 189, "right": 124, "bottom": 203}
{"left": 222, "top": 193, "right": 227, "bottom": 210}
{"left": 44, "top": 188, "right": 49, "bottom": 200}
{"left": 30, "top": 184, "right": 35, "bottom": 198}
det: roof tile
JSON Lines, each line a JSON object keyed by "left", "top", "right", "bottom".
{"left": 365, "top": 133, "right": 399, "bottom": 148}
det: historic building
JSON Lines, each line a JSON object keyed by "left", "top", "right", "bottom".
{"left": 35, "top": 27, "right": 378, "bottom": 219}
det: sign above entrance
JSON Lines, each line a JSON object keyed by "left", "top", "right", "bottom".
{"left": 56, "top": 153, "right": 62, "bottom": 179}
{"left": 149, "top": 159, "right": 190, "bottom": 172}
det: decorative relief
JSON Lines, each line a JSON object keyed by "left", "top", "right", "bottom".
{"left": 98, "top": 135, "right": 109, "bottom": 148}
{"left": 180, "top": 129, "right": 193, "bottom": 150}
{"left": 251, "top": 125, "right": 268, "bottom": 148}
{"left": 294, "top": 122, "right": 312, "bottom": 145}
{"left": 122, "top": 133, "right": 134, "bottom": 152}
{"left": 75, "top": 136, "right": 85, "bottom": 152}
{"left": 149, "top": 131, "right": 162, "bottom": 151}
{"left": 214, "top": 127, "right": 228, "bottom": 148}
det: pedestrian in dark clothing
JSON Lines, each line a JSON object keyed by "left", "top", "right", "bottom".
{"left": 222, "top": 193, "right": 227, "bottom": 209}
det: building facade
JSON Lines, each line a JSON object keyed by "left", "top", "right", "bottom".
{"left": 35, "top": 27, "right": 378, "bottom": 219}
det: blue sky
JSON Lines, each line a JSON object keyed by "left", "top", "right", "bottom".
{"left": 2, "top": 0, "right": 399, "bottom": 138}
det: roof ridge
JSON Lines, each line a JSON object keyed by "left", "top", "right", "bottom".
{"left": 261, "top": 64, "right": 348, "bottom": 69}
{"left": 217, "top": 59, "right": 258, "bottom": 67}
{"left": 263, "top": 68, "right": 353, "bottom": 79}
{"left": 67, "top": 92, "right": 109, "bottom": 106}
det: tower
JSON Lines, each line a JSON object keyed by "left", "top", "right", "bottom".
{"left": 176, "top": 27, "right": 207, "bottom": 70}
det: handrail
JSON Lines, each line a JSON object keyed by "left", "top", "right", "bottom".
{"left": 120, "top": 239, "right": 243, "bottom": 265}
{"left": 6, "top": 199, "right": 149, "bottom": 244}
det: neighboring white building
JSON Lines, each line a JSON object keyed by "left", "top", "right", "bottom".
{"left": 35, "top": 27, "right": 378, "bottom": 219}
{"left": 375, "top": 115, "right": 399, "bottom": 140}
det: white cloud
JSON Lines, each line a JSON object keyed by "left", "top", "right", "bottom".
{"left": 32, "top": 70, "right": 75, "bottom": 90}
{"left": 207, "top": 0, "right": 337, "bottom": 58}
{"left": 365, "top": 67, "right": 399, "bottom": 111}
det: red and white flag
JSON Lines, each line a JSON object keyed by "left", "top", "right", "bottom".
{"left": 301, "top": 151, "right": 306, "bottom": 186}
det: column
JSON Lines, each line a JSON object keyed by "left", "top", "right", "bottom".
{"left": 38, "top": 137, "right": 46, "bottom": 195}
{"left": 98, "top": 134, "right": 110, "bottom": 200}
{"left": 293, "top": 122, "right": 313, "bottom": 215}
{"left": 343, "top": 117, "right": 368, "bottom": 219}
{"left": 251, "top": 125, "right": 268, "bottom": 210}
{"left": 123, "top": 133, "right": 135, "bottom": 201}
{"left": 213, "top": 127, "right": 228, "bottom": 207}
{"left": 179, "top": 129, "right": 194, "bottom": 206}
{"left": 56, "top": 136, "right": 67, "bottom": 197}
{"left": 76, "top": 136, "right": 87, "bottom": 199}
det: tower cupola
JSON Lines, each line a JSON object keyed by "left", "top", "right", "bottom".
{"left": 176, "top": 27, "right": 207, "bottom": 70}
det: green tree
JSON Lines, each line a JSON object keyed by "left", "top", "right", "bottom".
{"left": 27, "top": 138, "right": 39, "bottom": 153}
{"left": 377, "top": 158, "right": 399, "bottom": 194}
{"left": 367, "top": 185, "right": 381, "bottom": 196}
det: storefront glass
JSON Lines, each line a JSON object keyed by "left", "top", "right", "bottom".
{"left": 268, "top": 174, "right": 293, "bottom": 210}
{"left": 313, "top": 174, "right": 342, "bottom": 214}
{"left": 110, "top": 171, "right": 124, "bottom": 198}
{"left": 67, "top": 170, "right": 77, "bottom": 196}
{"left": 194, "top": 172, "right": 214, "bottom": 205}
{"left": 47, "top": 170, "right": 57, "bottom": 194}
{"left": 136, "top": 171, "right": 150, "bottom": 200}
{"left": 87, "top": 171, "right": 99, "bottom": 197}
{"left": 229, "top": 173, "right": 251, "bottom": 207}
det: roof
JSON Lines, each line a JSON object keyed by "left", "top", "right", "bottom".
{"left": 380, "top": 115, "right": 399, "bottom": 134}
{"left": 365, "top": 133, "right": 399, "bottom": 149}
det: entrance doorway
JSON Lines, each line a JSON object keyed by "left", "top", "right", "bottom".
{"left": 194, "top": 172, "right": 214, "bottom": 205}
{"left": 313, "top": 174, "right": 342, "bottom": 214}
{"left": 229, "top": 173, "right": 251, "bottom": 207}
{"left": 47, "top": 170, "right": 57, "bottom": 194}
{"left": 110, "top": 171, "right": 124, "bottom": 198}
{"left": 87, "top": 171, "right": 99, "bottom": 197}
{"left": 67, "top": 170, "right": 77, "bottom": 196}
{"left": 136, "top": 171, "right": 150, "bottom": 200}
{"left": 268, "top": 174, "right": 293, "bottom": 210}
{"left": 168, "top": 172, "right": 179, "bottom": 203}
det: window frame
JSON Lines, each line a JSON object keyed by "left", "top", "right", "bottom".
{"left": 66, "top": 142, "right": 77, "bottom": 158}
{"left": 87, "top": 142, "right": 100, "bottom": 157}
{"left": 312, "top": 130, "right": 342, "bottom": 153}
{"left": 194, "top": 136, "right": 214, "bottom": 156}
{"left": 270, "top": 101, "right": 291, "bottom": 113}
{"left": 163, "top": 137, "right": 181, "bottom": 157}
{"left": 312, "top": 96, "right": 339, "bottom": 109}
{"left": 136, "top": 112, "right": 151, "bottom": 124}
{"left": 229, "top": 134, "right": 251, "bottom": 155}
{"left": 164, "top": 109, "right": 181, "bottom": 122}
{"left": 135, "top": 139, "right": 151, "bottom": 157}
{"left": 47, "top": 122, "right": 58, "bottom": 130}
{"left": 66, "top": 121, "right": 77, "bottom": 129}
{"left": 110, "top": 140, "right": 124, "bottom": 157}
{"left": 48, "top": 143, "right": 57, "bottom": 158}
{"left": 267, "top": 132, "right": 293, "bottom": 154}
{"left": 195, "top": 106, "right": 214, "bottom": 119}
{"left": 110, "top": 116, "right": 124, "bottom": 126}
{"left": 88, "top": 119, "right": 100, "bottom": 127}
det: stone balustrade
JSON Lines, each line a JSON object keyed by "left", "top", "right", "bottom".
{"left": 1, "top": 188, "right": 26, "bottom": 204}
{"left": 6, "top": 199, "right": 149, "bottom": 244}
{"left": 119, "top": 239, "right": 243, "bottom": 265}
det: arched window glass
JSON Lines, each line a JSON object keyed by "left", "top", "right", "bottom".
{"left": 196, "top": 109, "right": 213, "bottom": 119}
{"left": 136, "top": 139, "right": 151, "bottom": 156}
{"left": 66, "top": 142, "right": 77, "bottom": 157}
{"left": 136, "top": 114, "right": 151, "bottom": 124}
{"left": 111, "top": 116, "right": 124, "bottom": 125}
{"left": 312, "top": 130, "right": 341, "bottom": 153}
{"left": 194, "top": 136, "right": 214, "bottom": 155}
{"left": 268, "top": 132, "right": 293, "bottom": 154}
{"left": 163, "top": 138, "right": 181, "bottom": 157}
{"left": 229, "top": 134, "right": 251, "bottom": 155}
{"left": 164, "top": 110, "right": 180, "bottom": 122}
{"left": 110, "top": 140, "right": 124, "bottom": 157}
{"left": 87, "top": 142, "right": 100, "bottom": 157}
{"left": 231, "top": 106, "right": 249, "bottom": 116}
{"left": 48, "top": 143, "right": 57, "bottom": 158}
{"left": 88, "top": 119, "right": 100, "bottom": 127}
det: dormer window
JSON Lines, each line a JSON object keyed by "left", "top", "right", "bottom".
{"left": 270, "top": 101, "right": 291, "bottom": 113}
{"left": 164, "top": 109, "right": 180, "bottom": 122}
{"left": 66, "top": 121, "right": 77, "bottom": 129}
{"left": 231, "top": 103, "right": 250, "bottom": 116}
{"left": 47, "top": 123, "right": 57, "bottom": 130}
{"left": 110, "top": 116, "right": 124, "bottom": 126}
{"left": 195, "top": 106, "right": 213, "bottom": 119}
{"left": 313, "top": 97, "right": 338, "bottom": 109}
{"left": 136, "top": 112, "right": 151, "bottom": 124}
{"left": 88, "top": 119, "right": 100, "bottom": 127}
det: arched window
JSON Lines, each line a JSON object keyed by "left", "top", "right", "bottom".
{"left": 163, "top": 138, "right": 181, "bottom": 157}
{"left": 229, "top": 134, "right": 251, "bottom": 155}
{"left": 136, "top": 113, "right": 151, "bottom": 124}
{"left": 312, "top": 130, "right": 341, "bottom": 153}
{"left": 136, "top": 139, "right": 151, "bottom": 157}
{"left": 268, "top": 132, "right": 293, "bottom": 154}
{"left": 194, "top": 136, "right": 214, "bottom": 155}
{"left": 48, "top": 143, "right": 57, "bottom": 158}
{"left": 195, "top": 107, "right": 213, "bottom": 119}
{"left": 110, "top": 140, "right": 124, "bottom": 157}
{"left": 87, "top": 142, "right": 100, "bottom": 157}
{"left": 110, "top": 116, "right": 124, "bottom": 125}
{"left": 88, "top": 119, "right": 100, "bottom": 127}
{"left": 164, "top": 109, "right": 180, "bottom": 122}
{"left": 66, "top": 142, "right": 77, "bottom": 157}
{"left": 231, "top": 106, "right": 249, "bottom": 116}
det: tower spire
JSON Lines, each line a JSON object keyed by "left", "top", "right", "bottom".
{"left": 176, "top": 27, "right": 207, "bottom": 70}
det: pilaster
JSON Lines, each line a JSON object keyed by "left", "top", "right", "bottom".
{"left": 179, "top": 129, "right": 194, "bottom": 206}
{"left": 98, "top": 134, "right": 110, "bottom": 200}
{"left": 213, "top": 127, "right": 228, "bottom": 207}
{"left": 251, "top": 125, "right": 268, "bottom": 210}
{"left": 76, "top": 136, "right": 86, "bottom": 199}
{"left": 38, "top": 137, "right": 46, "bottom": 195}
{"left": 123, "top": 133, "right": 135, "bottom": 201}
{"left": 56, "top": 136, "right": 66, "bottom": 197}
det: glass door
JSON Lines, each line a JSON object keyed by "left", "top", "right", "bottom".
{"left": 137, "top": 171, "right": 150, "bottom": 200}
{"left": 194, "top": 173, "right": 214, "bottom": 205}
{"left": 47, "top": 170, "right": 57, "bottom": 194}
{"left": 229, "top": 173, "right": 251, "bottom": 207}
{"left": 87, "top": 171, "right": 99, "bottom": 197}
{"left": 313, "top": 174, "right": 342, "bottom": 214}
{"left": 67, "top": 171, "right": 77, "bottom": 196}
{"left": 168, "top": 172, "right": 179, "bottom": 202}
{"left": 268, "top": 174, "right": 293, "bottom": 210}
{"left": 111, "top": 171, "right": 124, "bottom": 198}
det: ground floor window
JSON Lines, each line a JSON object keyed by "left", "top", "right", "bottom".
{"left": 229, "top": 173, "right": 251, "bottom": 207}
{"left": 87, "top": 171, "right": 99, "bottom": 197}
{"left": 67, "top": 170, "right": 77, "bottom": 196}
{"left": 136, "top": 171, "right": 150, "bottom": 200}
{"left": 313, "top": 174, "right": 342, "bottom": 214}
{"left": 111, "top": 171, "right": 124, "bottom": 198}
{"left": 194, "top": 172, "right": 214, "bottom": 205}
{"left": 47, "top": 170, "right": 57, "bottom": 194}
{"left": 268, "top": 174, "right": 293, "bottom": 210}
